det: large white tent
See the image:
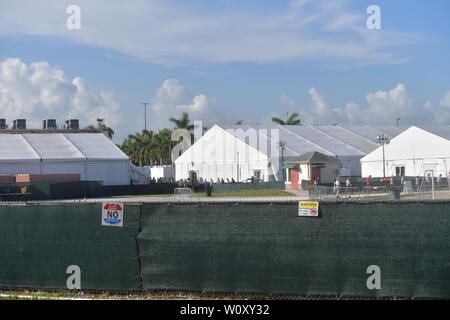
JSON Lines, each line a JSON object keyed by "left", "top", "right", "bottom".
{"left": 360, "top": 126, "right": 450, "bottom": 178}
{"left": 175, "top": 124, "right": 446, "bottom": 182}
{"left": 0, "top": 132, "right": 131, "bottom": 185}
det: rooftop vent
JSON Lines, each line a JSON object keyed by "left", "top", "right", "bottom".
{"left": 12, "top": 119, "right": 26, "bottom": 130}
{"left": 0, "top": 119, "right": 6, "bottom": 129}
{"left": 64, "top": 119, "right": 79, "bottom": 130}
{"left": 42, "top": 119, "right": 57, "bottom": 130}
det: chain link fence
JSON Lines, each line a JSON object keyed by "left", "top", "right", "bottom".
{"left": 308, "top": 181, "right": 450, "bottom": 201}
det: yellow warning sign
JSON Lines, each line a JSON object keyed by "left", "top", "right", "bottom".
{"left": 298, "top": 201, "right": 319, "bottom": 217}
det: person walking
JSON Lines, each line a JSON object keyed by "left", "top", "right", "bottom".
{"left": 335, "top": 177, "right": 341, "bottom": 197}
{"left": 346, "top": 177, "right": 351, "bottom": 187}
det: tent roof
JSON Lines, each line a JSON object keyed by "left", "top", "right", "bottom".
{"left": 0, "top": 132, "right": 129, "bottom": 162}
{"left": 0, "top": 134, "right": 40, "bottom": 162}
{"left": 22, "top": 133, "right": 85, "bottom": 161}
{"left": 361, "top": 126, "right": 450, "bottom": 162}
{"left": 285, "top": 151, "right": 340, "bottom": 164}
{"left": 65, "top": 133, "right": 129, "bottom": 161}
{"left": 220, "top": 124, "right": 450, "bottom": 160}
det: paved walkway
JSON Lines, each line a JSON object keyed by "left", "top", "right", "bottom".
{"left": 36, "top": 195, "right": 309, "bottom": 204}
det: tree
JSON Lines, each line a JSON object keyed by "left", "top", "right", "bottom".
{"left": 152, "top": 128, "right": 174, "bottom": 165}
{"left": 271, "top": 112, "right": 301, "bottom": 125}
{"left": 169, "top": 112, "right": 194, "bottom": 131}
{"left": 168, "top": 112, "right": 208, "bottom": 145}
{"left": 120, "top": 128, "right": 174, "bottom": 166}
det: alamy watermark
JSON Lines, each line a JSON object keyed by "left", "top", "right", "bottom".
{"left": 366, "top": 265, "right": 381, "bottom": 290}
{"left": 66, "top": 265, "right": 81, "bottom": 289}
{"left": 367, "top": 5, "right": 381, "bottom": 30}
{"left": 66, "top": 5, "right": 81, "bottom": 30}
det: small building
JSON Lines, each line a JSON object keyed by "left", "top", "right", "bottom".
{"left": 360, "top": 126, "right": 450, "bottom": 178}
{"left": 150, "top": 165, "right": 175, "bottom": 181}
{"left": 284, "top": 151, "right": 341, "bottom": 190}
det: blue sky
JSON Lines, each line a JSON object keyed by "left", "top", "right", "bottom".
{"left": 0, "top": 0, "right": 449, "bottom": 142}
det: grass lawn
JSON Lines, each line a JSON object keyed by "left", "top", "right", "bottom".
{"left": 116, "top": 194, "right": 174, "bottom": 198}
{"left": 193, "top": 190, "right": 296, "bottom": 197}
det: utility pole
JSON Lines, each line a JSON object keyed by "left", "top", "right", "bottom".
{"left": 141, "top": 102, "right": 149, "bottom": 131}
{"left": 377, "top": 134, "right": 390, "bottom": 178}
{"left": 279, "top": 141, "right": 287, "bottom": 181}
{"left": 396, "top": 118, "right": 400, "bottom": 128}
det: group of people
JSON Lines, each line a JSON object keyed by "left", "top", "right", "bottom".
{"left": 177, "top": 178, "right": 214, "bottom": 189}
{"left": 178, "top": 175, "right": 258, "bottom": 189}
{"left": 151, "top": 177, "right": 174, "bottom": 183}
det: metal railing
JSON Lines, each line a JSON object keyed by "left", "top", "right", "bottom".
{"left": 307, "top": 183, "right": 450, "bottom": 201}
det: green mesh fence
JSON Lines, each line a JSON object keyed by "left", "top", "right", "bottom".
{"left": 138, "top": 201, "right": 450, "bottom": 298}
{"left": 0, "top": 181, "right": 104, "bottom": 200}
{"left": 0, "top": 203, "right": 140, "bottom": 290}
{"left": 0, "top": 201, "right": 449, "bottom": 297}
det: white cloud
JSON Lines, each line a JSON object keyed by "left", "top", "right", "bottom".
{"left": 0, "top": 0, "right": 421, "bottom": 67}
{"left": 440, "top": 91, "right": 450, "bottom": 108}
{"left": 291, "top": 84, "right": 450, "bottom": 126}
{"left": 150, "top": 79, "right": 220, "bottom": 129}
{"left": 0, "top": 58, "right": 121, "bottom": 132}
{"left": 0, "top": 58, "right": 225, "bottom": 141}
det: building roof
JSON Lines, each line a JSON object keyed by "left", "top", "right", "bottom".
{"left": 0, "top": 132, "right": 129, "bottom": 162}
{"left": 285, "top": 151, "right": 340, "bottom": 164}
{"left": 221, "top": 124, "right": 450, "bottom": 161}
{"left": 361, "top": 126, "right": 450, "bottom": 162}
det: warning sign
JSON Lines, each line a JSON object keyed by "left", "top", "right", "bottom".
{"left": 298, "top": 201, "right": 319, "bottom": 217}
{"left": 102, "top": 202, "right": 124, "bottom": 227}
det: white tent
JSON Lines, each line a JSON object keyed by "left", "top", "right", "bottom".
{"left": 360, "top": 126, "right": 450, "bottom": 178}
{"left": 175, "top": 124, "right": 450, "bottom": 182}
{"left": 175, "top": 125, "right": 271, "bottom": 182}
{"left": 0, "top": 132, "right": 131, "bottom": 185}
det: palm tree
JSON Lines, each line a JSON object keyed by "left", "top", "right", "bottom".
{"left": 271, "top": 112, "right": 301, "bottom": 125}
{"left": 123, "top": 130, "right": 156, "bottom": 166}
{"left": 152, "top": 128, "right": 173, "bottom": 165}
{"left": 169, "top": 112, "right": 194, "bottom": 131}
{"left": 120, "top": 128, "right": 175, "bottom": 166}
{"left": 168, "top": 112, "right": 209, "bottom": 145}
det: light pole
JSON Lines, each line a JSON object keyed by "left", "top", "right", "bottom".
{"left": 279, "top": 141, "right": 287, "bottom": 181}
{"left": 377, "top": 134, "right": 390, "bottom": 178}
{"left": 396, "top": 118, "right": 400, "bottom": 127}
{"left": 141, "top": 102, "right": 149, "bottom": 131}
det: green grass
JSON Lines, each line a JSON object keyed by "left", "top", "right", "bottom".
{"left": 116, "top": 194, "right": 173, "bottom": 198}
{"left": 193, "top": 190, "right": 296, "bottom": 197}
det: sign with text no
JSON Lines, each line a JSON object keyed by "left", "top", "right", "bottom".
{"left": 102, "top": 202, "right": 124, "bottom": 227}
{"left": 298, "top": 201, "right": 319, "bottom": 217}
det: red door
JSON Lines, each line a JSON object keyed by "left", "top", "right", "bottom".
{"left": 312, "top": 167, "right": 321, "bottom": 181}
{"left": 291, "top": 168, "right": 299, "bottom": 190}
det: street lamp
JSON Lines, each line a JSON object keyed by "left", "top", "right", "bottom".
{"left": 279, "top": 141, "right": 287, "bottom": 181}
{"left": 377, "top": 134, "right": 390, "bottom": 178}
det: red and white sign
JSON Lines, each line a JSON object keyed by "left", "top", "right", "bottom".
{"left": 310, "top": 207, "right": 318, "bottom": 216}
{"left": 102, "top": 202, "right": 124, "bottom": 227}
